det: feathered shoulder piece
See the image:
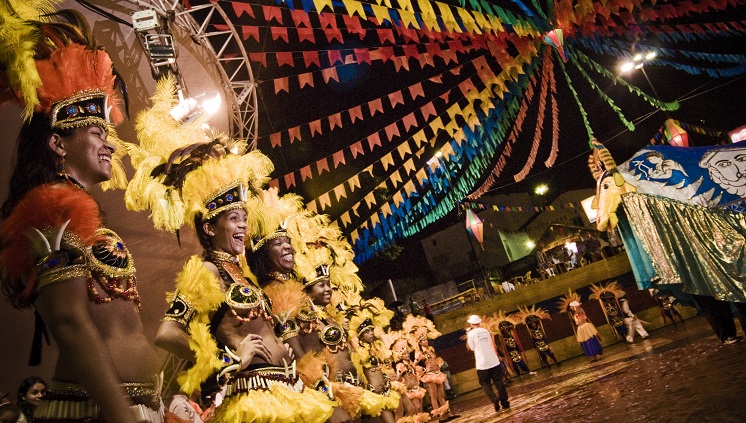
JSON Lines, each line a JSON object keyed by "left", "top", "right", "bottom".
{"left": 0, "top": 183, "right": 101, "bottom": 307}
{"left": 263, "top": 279, "right": 307, "bottom": 320}
{"left": 516, "top": 305, "right": 551, "bottom": 324}
{"left": 589, "top": 280, "right": 625, "bottom": 301}
{"left": 173, "top": 255, "right": 225, "bottom": 314}
{"left": 557, "top": 289, "right": 582, "bottom": 312}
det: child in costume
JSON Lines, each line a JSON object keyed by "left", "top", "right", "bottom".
{"left": 405, "top": 317, "right": 451, "bottom": 420}
{"left": 0, "top": 5, "right": 162, "bottom": 422}
{"left": 126, "top": 76, "right": 335, "bottom": 423}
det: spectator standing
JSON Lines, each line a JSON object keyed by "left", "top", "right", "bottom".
{"left": 465, "top": 315, "right": 510, "bottom": 414}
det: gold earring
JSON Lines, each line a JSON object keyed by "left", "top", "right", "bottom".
{"left": 58, "top": 154, "right": 68, "bottom": 178}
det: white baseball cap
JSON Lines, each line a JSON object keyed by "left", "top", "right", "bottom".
{"left": 569, "top": 301, "right": 580, "bottom": 307}
{"left": 467, "top": 315, "right": 482, "bottom": 325}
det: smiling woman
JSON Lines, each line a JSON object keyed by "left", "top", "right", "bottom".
{"left": 0, "top": 8, "right": 162, "bottom": 423}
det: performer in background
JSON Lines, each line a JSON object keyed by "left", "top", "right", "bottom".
{"left": 569, "top": 301, "right": 603, "bottom": 362}
{"left": 0, "top": 7, "right": 161, "bottom": 423}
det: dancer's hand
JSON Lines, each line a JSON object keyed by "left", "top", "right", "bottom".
{"left": 237, "top": 334, "right": 272, "bottom": 365}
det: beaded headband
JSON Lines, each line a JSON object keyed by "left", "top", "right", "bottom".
{"left": 303, "top": 263, "right": 330, "bottom": 289}
{"left": 357, "top": 318, "right": 374, "bottom": 335}
{"left": 50, "top": 89, "right": 111, "bottom": 132}
{"left": 251, "top": 220, "right": 289, "bottom": 252}
{"left": 202, "top": 180, "right": 246, "bottom": 222}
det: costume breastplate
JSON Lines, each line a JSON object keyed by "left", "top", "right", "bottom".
{"left": 319, "top": 320, "right": 347, "bottom": 353}
{"left": 225, "top": 282, "right": 273, "bottom": 322}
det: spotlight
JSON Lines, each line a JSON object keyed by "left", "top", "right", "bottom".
{"left": 535, "top": 184, "right": 548, "bottom": 195}
{"left": 169, "top": 91, "right": 222, "bottom": 123}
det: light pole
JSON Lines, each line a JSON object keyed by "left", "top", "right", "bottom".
{"left": 621, "top": 51, "right": 665, "bottom": 111}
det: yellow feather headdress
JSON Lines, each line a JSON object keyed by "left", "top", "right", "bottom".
{"left": 589, "top": 280, "right": 625, "bottom": 301}
{"left": 557, "top": 289, "right": 582, "bottom": 312}
{"left": 125, "top": 75, "right": 273, "bottom": 232}
{"left": 516, "top": 305, "right": 551, "bottom": 325}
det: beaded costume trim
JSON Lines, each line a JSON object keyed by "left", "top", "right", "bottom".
{"left": 163, "top": 292, "right": 197, "bottom": 326}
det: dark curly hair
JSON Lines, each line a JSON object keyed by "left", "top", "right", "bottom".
{"left": 16, "top": 376, "right": 46, "bottom": 420}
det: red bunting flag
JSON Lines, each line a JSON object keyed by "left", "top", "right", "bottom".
{"left": 300, "top": 165, "right": 312, "bottom": 181}
{"left": 303, "top": 51, "right": 320, "bottom": 67}
{"left": 420, "top": 101, "right": 436, "bottom": 120}
{"left": 297, "top": 28, "right": 315, "bottom": 43}
{"left": 270, "top": 27, "right": 289, "bottom": 42}
{"left": 385, "top": 122, "right": 400, "bottom": 141}
{"left": 322, "top": 67, "right": 339, "bottom": 83}
{"left": 262, "top": 5, "right": 283, "bottom": 24}
{"left": 241, "top": 26, "right": 259, "bottom": 42}
{"left": 377, "top": 29, "right": 395, "bottom": 44}
{"left": 318, "top": 13, "right": 337, "bottom": 29}
{"left": 329, "top": 112, "right": 342, "bottom": 130}
{"left": 298, "top": 72, "right": 314, "bottom": 88}
{"left": 379, "top": 46, "right": 395, "bottom": 63}
{"left": 269, "top": 178, "right": 279, "bottom": 190}
{"left": 328, "top": 50, "right": 343, "bottom": 65}
{"left": 233, "top": 2, "right": 254, "bottom": 18}
{"left": 284, "top": 173, "right": 296, "bottom": 188}
{"left": 343, "top": 15, "right": 366, "bottom": 39}
{"left": 289, "top": 126, "right": 301, "bottom": 143}
{"left": 388, "top": 91, "right": 404, "bottom": 108}
{"left": 274, "top": 77, "right": 289, "bottom": 94}
{"left": 270, "top": 132, "right": 282, "bottom": 148}
{"left": 276, "top": 52, "right": 294, "bottom": 67}
{"left": 354, "top": 48, "right": 371, "bottom": 64}
{"left": 409, "top": 82, "right": 424, "bottom": 99}
{"left": 324, "top": 29, "right": 343, "bottom": 43}
{"left": 249, "top": 52, "right": 267, "bottom": 67}
{"left": 403, "top": 112, "right": 418, "bottom": 131}
{"left": 291, "top": 9, "right": 311, "bottom": 27}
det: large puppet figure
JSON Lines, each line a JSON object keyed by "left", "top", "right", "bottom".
{"left": 517, "top": 306, "right": 560, "bottom": 368}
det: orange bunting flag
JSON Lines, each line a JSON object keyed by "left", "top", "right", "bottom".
{"left": 324, "top": 28, "right": 343, "bottom": 43}
{"left": 270, "top": 26, "right": 289, "bottom": 42}
{"left": 269, "top": 178, "right": 279, "bottom": 190}
{"left": 402, "top": 112, "right": 418, "bottom": 131}
{"left": 420, "top": 102, "right": 436, "bottom": 120}
{"left": 322, "top": 67, "right": 339, "bottom": 83}
{"left": 388, "top": 91, "right": 404, "bottom": 108}
{"left": 316, "top": 157, "right": 330, "bottom": 175}
{"left": 298, "top": 73, "right": 314, "bottom": 88}
{"left": 350, "top": 141, "right": 364, "bottom": 158}
{"left": 367, "top": 133, "right": 381, "bottom": 150}
{"left": 306, "top": 200, "right": 318, "bottom": 215}
{"left": 309, "top": 119, "right": 323, "bottom": 136}
{"left": 404, "top": 180, "right": 416, "bottom": 196}
{"left": 429, "top": 75, "right": 442, "bottom": 83}
{"left": 270, "top": 132, "right": 282, "bottom": 148}
{"left": 242, "top": 26, "right": 260, "bottom": 42}
{"left": 385, "top": 122, "right": 400, "bottom": 141}
{"left": 369, "top": 98, "right": 384, "bottom": 116}
{"left": 381, "top": 202, "right": 392, "bottom": 217}
{"left": 329, "top": 112, "right": 342, "bottom": 130}
{"left": 351, "top": 202, "right": 361, "bottom": 217}
{"left": 409, "top": 82, "right": 425, "bottom": 99}
{"left": 403, "top": 44, "right": 419, "bottom": 59}
{"left": 290, "top": 9, "right": 311, "bottom": 27}
{"left": 393, "top": 192, "right": 404, "bottom": 207}
{"left": 284, "top": 172, "right": 296, "bottom": 188}
{"left": 300, "top": 165, "right": 313, "bottom": 181}
{"left": 332, "top": 150, "right": 346, "bottom": 167}
{"left": 297, "top": 27, "right": 315, "bottom": 43}
{"left": 288, "top": 126, "right": 301, "bottom": 143}
{"left": 274, "top": 77, "right": 289, "bottom": 94}
{"left": 412, "top": 130, "right": 427, "bottom": 148}
{"left": 349, "top": 105, "right": 363, "bottom": 123}
{"left": 334, "top": 184, "right": 347, "bottom": 201}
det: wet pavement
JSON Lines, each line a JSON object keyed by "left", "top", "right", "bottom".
{"left": 446, "top": 316, "right": 746, "bottom": 422}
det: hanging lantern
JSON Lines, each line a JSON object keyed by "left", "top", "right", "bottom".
{"left": 543, "top": 28, "right": 567, "bottom": 62}
{"left": 465, "top": 209, "right": 484, "bottom": 250}
{"left": 663, "top": 119, "right": 689, "bottom": 147}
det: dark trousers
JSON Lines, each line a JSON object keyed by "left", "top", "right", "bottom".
{"left": 477, "top": 364, "right": 509, "bottom": 407}
{"left": 692, "top": 295, "right": 746, "bottom": 341}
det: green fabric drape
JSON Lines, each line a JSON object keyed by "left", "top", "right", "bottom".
{"left": 621, "top": 192, "right": 746, "bottom": 302}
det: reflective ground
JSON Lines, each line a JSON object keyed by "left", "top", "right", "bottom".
{"left": 447, "top": 316, "right": 746, "bottom": 422}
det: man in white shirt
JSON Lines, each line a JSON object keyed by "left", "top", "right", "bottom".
{"left": 465, "top": 315, "right": 510, "bottom": 413}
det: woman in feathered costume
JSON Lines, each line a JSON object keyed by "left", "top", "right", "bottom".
{"left": 127, "top": 76, "right": 334, "bottom": 423}
{"left": 405, "top": 317, "right": 451, "bottom": 420}
{"left": 0, "top": 4, "right": 161, "bottom": 422}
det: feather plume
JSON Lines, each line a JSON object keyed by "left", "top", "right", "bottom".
{"left": 263, "top": 279, "right": 307, "bottom": 321}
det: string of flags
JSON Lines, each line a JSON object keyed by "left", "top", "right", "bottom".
{"left": 459, "top": 200, "right": 581, "bottom": 213}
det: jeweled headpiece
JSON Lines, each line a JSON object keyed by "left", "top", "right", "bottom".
{"left": 251, "top": 221, "right": 289, "bottom": 252}
{"left": 357, "top": 318, "right": 374, "bottom": 334}
{"left": 302, "top": 263, "right": 330, "bottom": 289}
{"left": 0, "top": 5, "right": 129, "bottom": 189}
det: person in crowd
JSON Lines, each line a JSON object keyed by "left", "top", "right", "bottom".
{"left": 654, "top": 294, "right": 685, "bottom": 326}
{"left": 465, "top": 315, "right": 510, "bottom": 413}
{"left": 619, "top": 297, "right": 650, "bottom": 342}
{"left": 569, "top": 301, "right": 603, "bottom": 362}
{"left": 423, "top": 300, "right": 434, "bottom": 321}
{"left": 0, "top": 392, "right": 23, "bottom": 423}
{"left": 0, "top": 8, "right": 162, "bottom": 422}
{"left": 16, "top": 377, "right": 46, "bottom": 421}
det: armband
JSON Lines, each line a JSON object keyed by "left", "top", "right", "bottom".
{"left": 273, "top": 317, "right": 300, "bottom": 341}
{"left": 217, "top": 346, "right": 242, "bottom": 378}
{"left": 164, "top": 292, "right": 196, "bottom": 327}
